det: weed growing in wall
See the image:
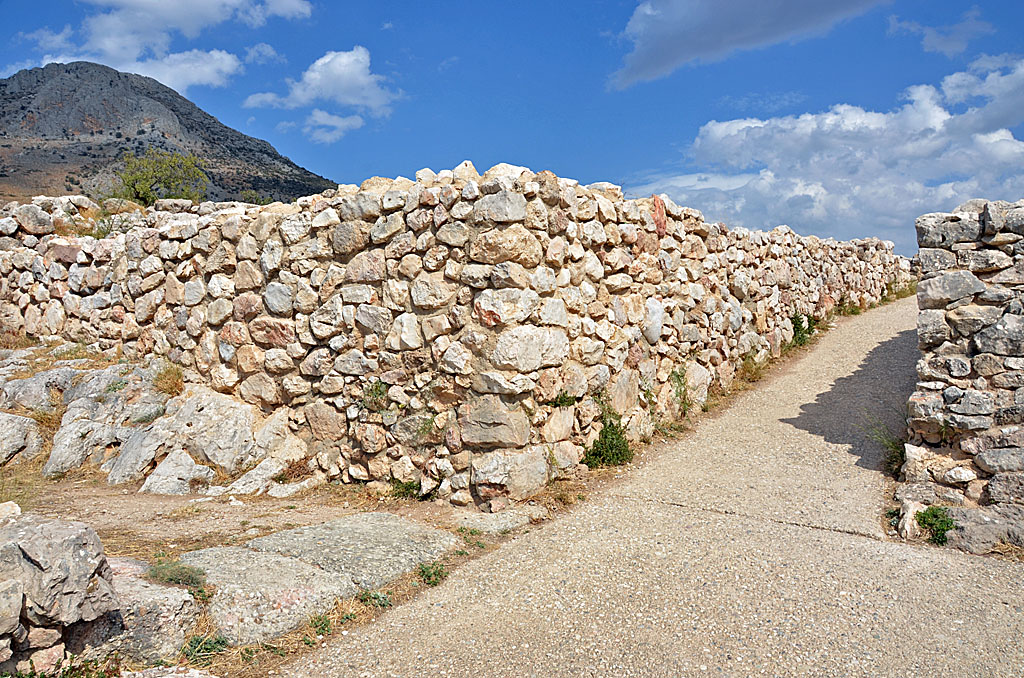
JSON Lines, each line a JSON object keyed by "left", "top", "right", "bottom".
{"left": 583, "top": 392, "right": 632, "bottom": 467}
{"left": 669, "top": 367, "right": 690, "bottom": 416}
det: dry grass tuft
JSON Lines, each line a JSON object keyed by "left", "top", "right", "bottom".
{"left": 991, "top": 541, "right": 1024, "bottom": 562}
{"left": 0, "top": 330, "right": 37, "bottom": 351}
{"left": 154, "top": 363, "right": 184, "bottom": 396}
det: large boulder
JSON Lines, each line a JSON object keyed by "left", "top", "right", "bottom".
{"left": 459, "top": 396, "right": 530, "bottom": 449}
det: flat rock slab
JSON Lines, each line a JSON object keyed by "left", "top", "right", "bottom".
{"left": 179, "top": 547, "right": 356, "bottom": 646}
{"left": 246, "top": 512, "right": 458, "bottom": 590}
{"left": 454, "top": 505, "right": 549, "bottom": 534}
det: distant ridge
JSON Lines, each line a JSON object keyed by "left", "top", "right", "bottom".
{"left": 0, "top": 61, "right": 336, "bottom": 202}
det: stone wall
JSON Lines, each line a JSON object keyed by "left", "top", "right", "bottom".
{"left": 903, "top": 198, "right": 1024, "bottom": 551}
{"left": 1, "top": 161, "right": 911, "bottom": 510}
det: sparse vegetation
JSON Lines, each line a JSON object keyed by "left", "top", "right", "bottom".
{"left": 147, "top": 558, "right": 206, "bottom": 589}
{"left": 272, "top": 458, "right": 311, "bottom": 484}
{"left": 582, "top": 392, "right": 632, "bottom": 468}
{"left": 361, "top": 380, "right": 388, "bottom": 411}
{"left": 737, "top": 352, "right": 766, "bottom": 383}
{"left": 131, "top": 405, "right": 165, "bottom": 424}
{"left": 181, "top": 633, "right": 230, "bottom": 666}
{"left": 0, "top": 656, "right": 122, "bottom": 677}
{"left": 153, "top": 362, "right": 184, "bottom": 396}
{"left": 114, "top": 148, "right": 209, "bottom": 206}
{"left": 417, "top": 561, "right": 448, "bottom": 586}
{"left": 358, "top": 590, "right": 392, "bottom": 608}
{"left": 239, "top": 189, "right": 275, "bottom": 205}
{"left": 863, "top": 414, "right": 907, "bottom": 477}
{"left": 669, "top": 367, "right": 691, "bottom": 416}
{"left": 546, "top": 391, "right": 577, "bottom": 408}
{"left": 790, "top": 313, "right": 817, "bottom": 347}
{"left": 916, "top": 506, "right": 955, "bottom": 545}
{"left": 0, "top": 329, "right": 37, "bottom": 350}
{"left": 389, "top": 479, "right": 420, "bottom": 499}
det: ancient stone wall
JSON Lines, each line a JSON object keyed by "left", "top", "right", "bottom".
{"left": 1, "top": 161, "right": 910, "bottom": 510}
{"left": 903, "top": 199, "right": 1024, "bottom": 551}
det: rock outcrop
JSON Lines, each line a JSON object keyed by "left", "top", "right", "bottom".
{"left": 1, "top": 162, "right": 911, "bottom": 509}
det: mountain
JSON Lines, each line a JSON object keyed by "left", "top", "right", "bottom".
{"left": 0, "top": 61, "right": 336, "bottom": 203}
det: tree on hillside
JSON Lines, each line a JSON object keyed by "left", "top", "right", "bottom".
{"left": 115, "top": 148, "right": 209, "bottom": 206}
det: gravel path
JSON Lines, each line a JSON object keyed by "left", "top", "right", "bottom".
{"left": 284, "top": 298, "right": 1024, "bottom": 678}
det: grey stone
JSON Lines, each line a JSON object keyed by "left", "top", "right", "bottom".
{"left": 180, "top": 547, "right": 356, "bottom": 646}
{"left": 263, "top": 282, "right": 294, "bottom": 315}
{"left": 0, "top": 413, "right": 42, "bottom": 465}
{"left": 355, "top": 304, "right": 393, "bottom": 336}
{"left": 946, "top": 305, "right": 1002, "bottom": 336}
{"left": 643, "top": 298, "right": 665, "bottom": 344}
{"left": 12, "top": 204, "right": 53, "bottom": 235}
{"left": 976, "top": 448, "right": 1024, "bottom": 474}
{"left": 459, "top": 396, "right": 530, "bottom": 449}
{"left": 973, "top": 314, "right": 1024, "bottom": 356}
{"left": 472, "top": 371, "right": 536, "bottom": 395}
{"left": 0, "top": 515, "right": 118, "bottom": 627}
{"left": 139, "top": 449, "right": 216, "bottom": 495}
{"left": 473, "top": 190, "right": 527, "bottom": 224}
{"left": 945, "top": 504, "right": 1024, "bottom": 554}
{"left": 916, "top": 310, "right": 950, "bottom": 349}
{"left": 0, "top": 579, "right": 23, "bottom": 635}
{"left": 474, "top": 288, "right": 540, "bottom": 326}
{"left": 916, "top": 271, "right": 985, "bottom": 309}
{"left": 0, "top": 366, "right": 76, "bottom": 411}
{"left": 246, "top": 513, "right": 457, "bottom": 590}
{"left": 331, "top": 221, "right": 369, "bottom": 255}
{"left": 988, "top": 473, "right": 1024, "bottom": 504}
{"left": 915, "top": 212, "right": 981, "bottom": 247}
{"left": 491, "top": 326, "right": 569, "bottom": 372}
{"left": 471, "top": 446, "right": 550, "bottom": 499}
{"left": 410, "top": 273, "right": 457, "bottom": 309}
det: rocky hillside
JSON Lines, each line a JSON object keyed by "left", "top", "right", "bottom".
{"left": 0, "top": 61, "right": 336, "bottom": 202}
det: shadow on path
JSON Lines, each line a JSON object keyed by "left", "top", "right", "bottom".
{"left": 781, "top": 329, "right": 919, "bottom": 471}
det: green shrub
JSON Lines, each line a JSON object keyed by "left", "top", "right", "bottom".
{"left": 239, "top": 189, "right": 274, "bottom": 205}
{"left": 546, "top": 391, "right": 577, "bottom": 408}
{"left": 669, "top": 367, "right": 690, "bottom": 416}
{"left": 417, "top": 561, "right": 448, "bottom": 586}
{"left": 389, "top": 479, "right": 420, "bottom": 499}
{"left": 582, "top": 393, "right": 632, "bottom": 467}
{"left": 790, "top": 313, "right": 816, "bottom": 346}
{"left": 916, "top": 506, "right": 955, "bottom": 545}
{"left": 114, "top": 148, "right": 209, "bottom": 206}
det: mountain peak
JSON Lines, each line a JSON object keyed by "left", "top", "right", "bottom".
{"left": 0, "top": 61, "right": 335, "bottom": 202}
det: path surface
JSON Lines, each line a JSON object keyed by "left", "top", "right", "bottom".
{"left": 285, "top": 298, "right": 1024, "bottom": 678}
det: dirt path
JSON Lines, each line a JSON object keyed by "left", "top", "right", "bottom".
{"left": 284, "top": 297, "right": 1024, "bottom": 678}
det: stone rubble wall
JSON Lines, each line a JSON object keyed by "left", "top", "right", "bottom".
{"left": 903, "top": 199, "right": 1024, "bottom": 549}
{"left": 0, "top": 161, "right": 911, "bottom": 510}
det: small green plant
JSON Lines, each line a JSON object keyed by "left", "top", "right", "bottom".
{"left": 309, "top": 613, "right": 332, "bottom": 636}
{"left": 885, "top": 508, "right": 900, "bottom": 529}
{"left": 669, "top": 367, "right": 690, "bottom": 416}
{"left": 454, "top": 549, "right": 468, "bottom": 556}
{"left": 416, "top": 414, "right": 437, "bottom": 440}
{"left": 417, "top": 561, "right": 448, "bottom": 586}
{"left": 361, "top": 380, "right": 388, "bottom": 411}
{"left": 239, "top": 188, "right": 275, "bottom": 205}
{"left": 582, "top": 392, "right": 632, "bottom": 468}
{"left": 546, "top": 391, "right": 577, "bottom": 408}
{"left": 389, "top": 479, "right": 420, "bottom": 499}
{"left": 791, "top": 313, "right": 815, "bottom": 346}
{"left": 916, "top": 506, "right": 955, "bottom": 545}
{"left": 862, "top": 414, "right": 907, "bottom": 477}
{"left": 639, "top": 378, "right": 657, "bottom": 407}
{"left": 358, "top": 590, "right": 392, "bottom": 608}
{"left": 738, "top": 353, "right": 766, "bottom": 383}
{"left": 114, "top": 148, "right": 209, "bottom": 206}
{"left": 147, "top": 558, "right": 206, "bottom": 588}
{"left": 105, "top": 379, "right": 127, "bottom": 393}
{"left": 181, "top": 634, "right": 229, "bottom": 666}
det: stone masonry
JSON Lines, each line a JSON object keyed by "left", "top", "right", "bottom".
{"left": 1, "top": 161, "right": 911, "bottom": 510}
{"left": 903, "top": 198, "right": 1024, "bottom": 552}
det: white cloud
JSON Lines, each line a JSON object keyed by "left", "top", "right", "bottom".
{"left": 610, "top": 0, "right": 883, "bottom": 89}
{"left": 122, "top": 49, "right": 243, "bottom": 92}
{"left": 244, "top": 47, "right": 398, "bottom": 116}
{"left": 9, "top": 0, "right": 311, "bottom": 92}
{"left": 302, "top": 109, "right": 364, "bottom": 143}
{"left": 245, "top": 42, "right": 284, "bottom": 64}
{"left": 628, "top": 56, "right": 1024, "bottom": 254}
{"left": 888, "top": 8, "right": 994, "bottom": 57}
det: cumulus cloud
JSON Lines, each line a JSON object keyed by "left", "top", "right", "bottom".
{"left": 8, "top": 0, "right": 311, "bottom": 93}
{"left": 610, "top": 0, "right": 882, "bottom": 89}
{"left": 244, "top": 47, "right": 398, "bottom": 115}
{"left": 302, "top": 109, "right": 365, "bottom": 144}
{"left": 122, "top": 49, "right": 243, "bottom": 92}
{"left": 245, "top": 42, "right": 284, "bottom": 64}
{"left": 888, "top": 7, "right": 995, "bottom": 57}
{"left": 628, "top": 56, "right": 1024, "bottom": 254}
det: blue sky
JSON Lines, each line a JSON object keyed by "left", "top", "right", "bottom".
{"left": 1, "top": 1, "right": 1023, "bottom": 253}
